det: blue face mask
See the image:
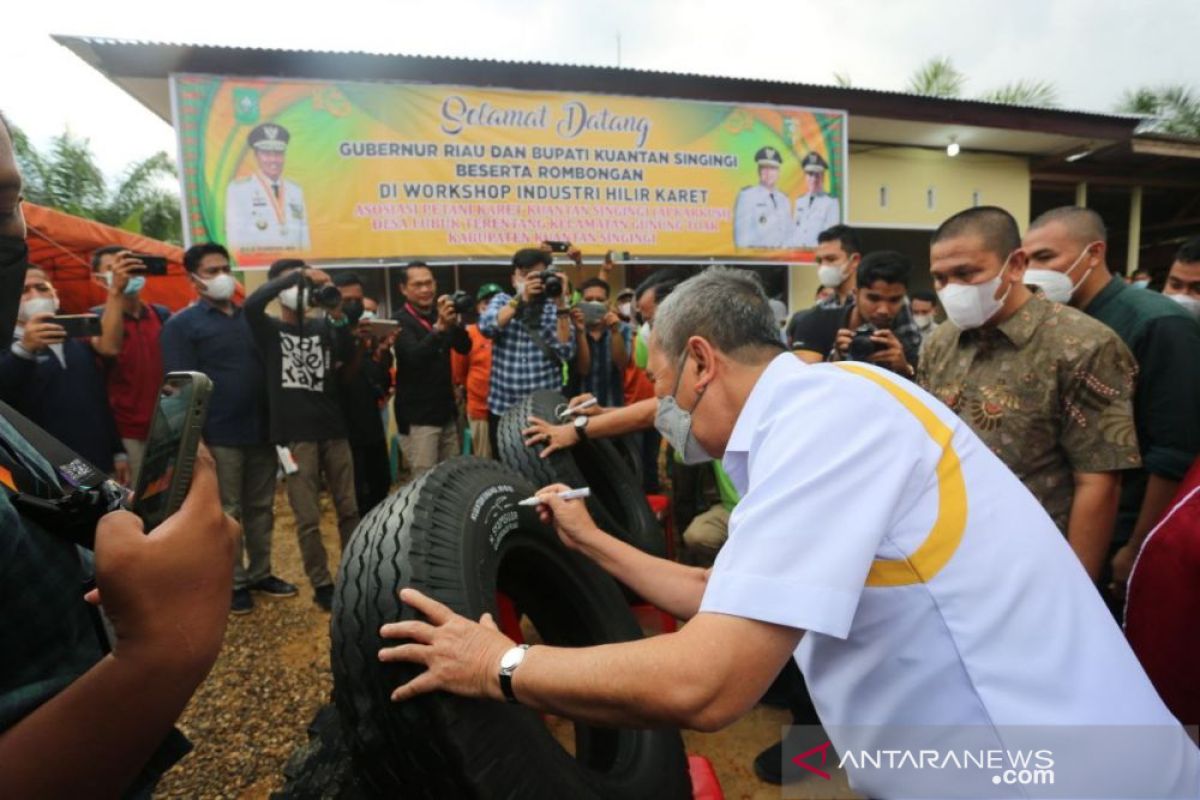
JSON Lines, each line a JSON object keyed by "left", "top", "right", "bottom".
{"left": 105, "top": 272, "right": 145, "bottom": 295}
{"left": 1131, "top": 280, "right": 1150, "bottom": 290}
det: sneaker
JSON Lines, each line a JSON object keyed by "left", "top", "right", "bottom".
{"left": 753, "top": 740, "right": 783, "bottom": 785}
{"left": 231, "top": 588, "right": 254, "bottom": 615}
{"left": 314, "top": 584, "right": 334, "bottom": 612}
{"left": 249, "top": 575, "right": 299, "bottom": 597}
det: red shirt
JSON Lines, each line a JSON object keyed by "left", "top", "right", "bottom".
{"left": 96, "top": 303, "right": 167, "bottom": 440}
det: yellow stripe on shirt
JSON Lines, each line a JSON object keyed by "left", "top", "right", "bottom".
{"left": 834, "top": 363, "right": 968, "bottom": 587}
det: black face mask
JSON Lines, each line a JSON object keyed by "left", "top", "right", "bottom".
{"left": 342, "top": 298, "right": 364, "bottom": 325}
{"left": 0, "top": 235, "right": 30, "bottom": 339}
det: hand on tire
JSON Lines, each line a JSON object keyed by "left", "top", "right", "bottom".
{"left": 522, "top": 415, "right": 579, "bottom": 457}
{"left": 534, "top": 482, "right": 601, "bottom": 552}
{"left": 379, "top": 588, "right": 515, "bottom": 702}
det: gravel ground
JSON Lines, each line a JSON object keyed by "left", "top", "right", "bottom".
{"left": 151, "top": 487, "right": 853, "bottom": 799}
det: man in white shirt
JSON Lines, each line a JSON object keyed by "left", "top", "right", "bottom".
{"left": 377, "top": 268, "right": 1198, "bottom": 798}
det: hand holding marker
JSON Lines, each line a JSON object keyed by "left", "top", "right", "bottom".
{"left": 517, "top": 487, "right": 591, "bottom": 507}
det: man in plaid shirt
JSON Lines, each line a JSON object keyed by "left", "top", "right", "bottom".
{"left": 479, "top": 247, "right": 576, "bottom": 454}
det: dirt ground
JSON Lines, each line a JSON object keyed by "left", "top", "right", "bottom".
{"left": 153, "top": 488, "right": 857, "bottom": 799}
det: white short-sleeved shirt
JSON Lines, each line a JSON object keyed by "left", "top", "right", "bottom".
{"left": 700, "top": 355, "right": 1197, "bottom": 794}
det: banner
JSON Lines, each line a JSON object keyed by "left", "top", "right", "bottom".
{"left": 172, "top": 74, "right": 847, "bottom": 266}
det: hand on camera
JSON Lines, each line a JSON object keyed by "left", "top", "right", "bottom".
{"left": 19, "top": 312, "right": 65, "bottom": 352}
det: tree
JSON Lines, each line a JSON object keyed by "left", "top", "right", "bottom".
{"left": 906, "top": 57, "right": 966, "bottom": 99}
{"left": 1116, "top": 85, "right": 1200, "bottom": 138}
{"left": 979, "top": 79, "right": 1060, "bottom": 108}
{"left": 11, "top": 124, "right": 182, "bottom": 244}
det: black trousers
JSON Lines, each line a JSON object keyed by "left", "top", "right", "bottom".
{"left": 350, "top": 437, "right": 392, "bottom": 517}
{"left": 488, "top": 412, "right": 501, "bottom": 461}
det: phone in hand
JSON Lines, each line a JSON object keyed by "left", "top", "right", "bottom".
{"left": 606, "top": 250, "right": 631, "bottom": 263}
{"left": 129, "top": 253, "right": 169, "bottom": 275}
{"left": 50, "top": 314, "right": 102, "bottom": 339}
{"left": 543, "top": 240, "right": 570, "bottom": 253}
{"left": 131, "top": 372, "right": 213, "bottom": 530}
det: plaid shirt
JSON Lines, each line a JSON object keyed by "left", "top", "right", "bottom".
{"left": 818, "top": 294, "right": 924, "bottom": 367}
{"left": 0, "top": 414, "right": 105, "bottom": 734}
{"left": 479, "top": 293, "right": 577, "bottom": 415}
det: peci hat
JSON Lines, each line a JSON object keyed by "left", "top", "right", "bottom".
{"left": 754, "top": 146, "right": 784, "bottom": 167}
{"left": 801, "top": 152, "right": 829, "bottom": 174}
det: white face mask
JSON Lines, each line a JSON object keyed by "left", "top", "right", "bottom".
{"left": 19, "top": 296, "right": 58, "bottom": 322}
{"left": 817, "top": 263, "right": 849, "bottom": 289}
{"left": 653, "top": 352, "right": 712, "bottom": 465}
{"left": 513, "top": 279, "right": 526, "bottom": 298}
{"left": 617, "top": 302, "right": 632, "bottom": 318}
{"left": 1168, "top": 293, "right": 1200, "bottom": 321}
{"left": 360, "top": 309, "right": 377, "bottom": 321}
{"left": 1131, "top": 280, "right": 1150, "bottom": 290}
{"left": 913, "top": 313, "right": 934, "bottom": 331}
{"left": 278, "top": 286, "right": 305, "bottom": 311}
{"left": 937, "top": 254, "right": 1015, "bottom": 331}
{"left": 1024, "top": 242, "right": 1098, "bottom": 304}
{"left": 200, "top": 273, "right": 237, "bottom": 301}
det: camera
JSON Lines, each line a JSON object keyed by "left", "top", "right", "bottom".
{"left": 535, "top": 265, "right": 564, "bottom": 300}
{"left": 847, "top": 324, "right": 886, "bottom": 362}
{"left": 303, "top": 278, "right": 343, "bottom": 310}
{"left": 449, "top": 290, "right": 474, "bottom": 315}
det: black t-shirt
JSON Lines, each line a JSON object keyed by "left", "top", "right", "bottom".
{"left": 341, "top": 345, "right": 391, "bottom": 445}
{"left": 245, "top": 274, "right": 351, "bottom": 444}
{"left": 787, "top": 306, "right": 849, "bottom": 359}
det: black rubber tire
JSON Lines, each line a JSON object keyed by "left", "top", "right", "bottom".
{"left": 330, "top": 457, "right": 690, "bottom": 799}
{"left": 272, "top": 704, "right": 368, "bottom": 800}
{"left": 498, "top": 390, "right": 664, "bottom": 558}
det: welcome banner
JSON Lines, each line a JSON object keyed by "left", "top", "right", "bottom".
{"left": 171, "top": 73, "right": 847, "bottom": 266}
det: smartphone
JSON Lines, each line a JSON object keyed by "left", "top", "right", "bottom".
{"left": 130, "top": 253, "right": 169, "bottom": 275}
{"left": 131, "top": 372, "right": 213, "bottom": 530}
{"left": 606, "top": 250, "right": 631, "bottom": 263}
{"left": 50, "top": 314, "right": 102, "bottom": 339}
{"left": 544, "top": 240, "right": 570, "bottom": 253}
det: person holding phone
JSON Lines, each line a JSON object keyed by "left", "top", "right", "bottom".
{"left": 0, "top": 267, "right": 128, "bottom": 484}
{"left": 90, "top": 246, "right": 171, "bottom": 478}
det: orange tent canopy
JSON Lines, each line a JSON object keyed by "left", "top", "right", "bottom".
{"left": 23, "top": 202, "right": 243, "bottom": 314}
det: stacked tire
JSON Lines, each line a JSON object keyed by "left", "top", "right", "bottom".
{"left": 498, "top": 390, "right": 663, "bottom": 557}
{"left": 330, "top": 457, "right": 690, "bottom": 799}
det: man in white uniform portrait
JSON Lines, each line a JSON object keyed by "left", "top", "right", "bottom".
{"left": 225, "top": 123, "right": 311, "bottom": 253}
{"left": 790, "top": 151, "right": 841, "bottom": 248}
{"left": 733, "top": 147, "right": 792, "bottom": 248}
{"left": 375, "top": 268, "right": 1199, "bottom": 799}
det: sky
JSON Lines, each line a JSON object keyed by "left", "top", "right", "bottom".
{"left": 3, "top": 0, "right": 1197, "bottom": 178}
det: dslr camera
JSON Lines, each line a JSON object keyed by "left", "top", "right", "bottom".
{"left": 847, "top": 324, "right": 886, "bottom": 362}
{"left": 303, "top": 277, "right": 343, "bottom": 310}
{"left": 531, "top": 265, "right": 564, "bottom": 301}
{"left": 449, "top": 290, "right": 474, "bottom": 315}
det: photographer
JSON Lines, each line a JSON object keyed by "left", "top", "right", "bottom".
{"left": 478, "top": 247, "right": 576, "bottom": 455}
{"left": 89, "top": 246, "right": 171, "bottom": 478}
{"left": 391, "top": 262, "right": 470, "bottom": 475}
{"left": 244, "top": 259, "right": 358, "bottom": 612}
{"left": 0, "top": 113, "right": 238, "bottom": 797}
{"left": 789, "top": 250, "right": 922, "bottom": 378}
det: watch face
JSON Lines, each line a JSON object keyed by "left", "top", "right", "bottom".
{"left": 574, "top": 416, "right": 588, "bottom": 429}
{"left": 500, "top": 647, "right": 525, "bottom": 671}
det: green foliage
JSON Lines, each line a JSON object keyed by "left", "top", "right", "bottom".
{"left": 979, "top": 79, "right": 1060, "bottom": 108}
{"left": 832, "top": 71, "right": 853, "bottom": 89}
{"left": 906, "top": 56, "right": 966, "bottom": 98}
{"left": 11, "top": 124, "right": 182, "bottom": 244}
{"left": 1116, "top": 85, "right": 1200, "bottom": 138}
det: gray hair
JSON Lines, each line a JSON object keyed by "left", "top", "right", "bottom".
{"left": 652, "top": 267, "right": 784, "bottom": 362}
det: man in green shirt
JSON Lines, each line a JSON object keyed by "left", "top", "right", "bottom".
{"left": 918, "top": 206, "right": 1141, "bottom": 583}
{"left": 1023, "top": 208, "right": 1200, "bottom": 604}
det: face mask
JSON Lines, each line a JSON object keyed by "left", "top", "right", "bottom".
{"left": 19, "top": 296, "right": 58, "bottom": 322}
{"left": 104, "top": 271, "right": 145, "bottom": 295}
{"left": 937, "top": 253, "right": 1014, "bottom": 331}
{"left": 514, "top": 279, "right": 526, "bottom": 297}
{"left": 913, "top": 313, "right": 934, "bottom": 331}
{"left": 1131, "top": 280, "right": 1150, "bottom": 290}
{"left": 278, "top": 286, "right": 305, "bottom": 311}
{"left": 654, "top": 352, "right": 712, "bottom": 465}
{"left": 817, "top": 263, "right": 849, "bottom": 289}
{"left": 618, "top": 302, "right": 632, "bottom": 318}
{"left": 200, "top": 272, "right": 237, "bottom": 301}
{"left": 360, "top": 309, "right": 377, "bottom": 322}
{"left": 1024, "top": 243, "right": 1097, "bottom": 304}
{"left": 342, "top": 298, "right": 365, "bottom": 324}
{"left": 1169, "top": 293, "right": 1200, "bottom": 321}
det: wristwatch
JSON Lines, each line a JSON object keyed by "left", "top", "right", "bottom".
{"left": 498, "top": 644, "right": 531, "bottom": 703}
{"left": 573, "top": 414, "right": 590, "bottom": 441}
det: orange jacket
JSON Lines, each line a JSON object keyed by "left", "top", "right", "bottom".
{"left": 451, "top": 324, "right": 493, "bottom": 420}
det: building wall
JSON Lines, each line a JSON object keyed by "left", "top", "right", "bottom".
{"left": 787, "top": 146, "right": 1032, "bottom": 312}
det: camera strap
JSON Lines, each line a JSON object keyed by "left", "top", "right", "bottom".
{"left": 519, "top": 311, "right": 566, "bottom": 370}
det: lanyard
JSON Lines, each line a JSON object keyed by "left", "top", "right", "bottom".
{"left": 405, "top": 303, "right": 434, "bottom": 333}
